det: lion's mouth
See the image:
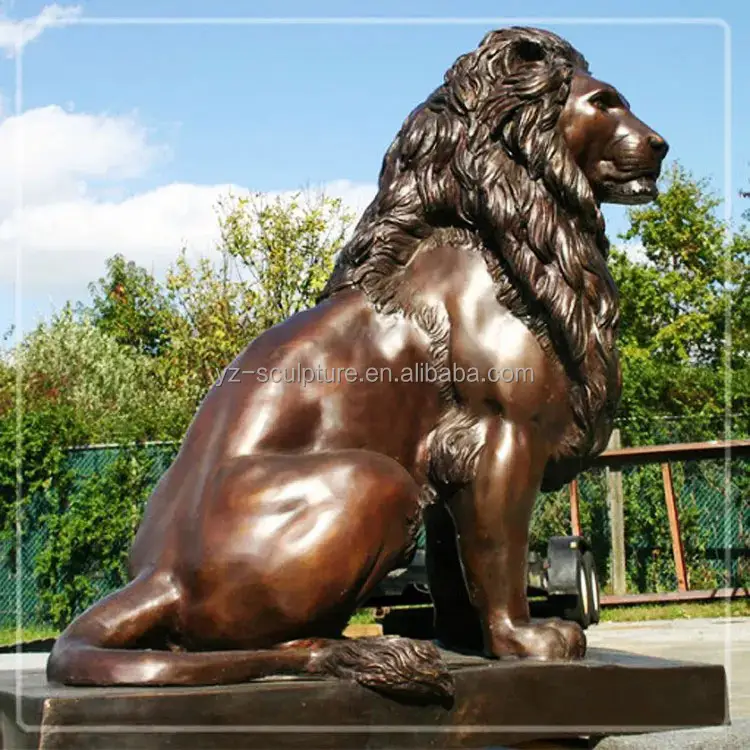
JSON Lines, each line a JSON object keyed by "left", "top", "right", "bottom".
{"left": 600, "top": 169, "right": 660, "bottom": 206}
{"left": 613, "top": 168, "right": 659, "bottom": 184}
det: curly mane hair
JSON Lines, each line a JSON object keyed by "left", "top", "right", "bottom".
{"left": 320, "top": 27, "right": 621, "bottom": 487}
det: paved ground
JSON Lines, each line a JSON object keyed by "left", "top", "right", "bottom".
{"left": 0, "top": 651, "right": 47, "bottom": 671}
{"left": 587, "top": 616, "right": 750, "bottom": 720}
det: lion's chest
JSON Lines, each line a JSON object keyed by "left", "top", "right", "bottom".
{"left": 403, "top": 237, "right": 575, "bottom": 438}
{"left": 413, "top": 246, "right": 570, "bottom": 434}
{"left": 452, "top": 291, "right": 570, "bottom": 429}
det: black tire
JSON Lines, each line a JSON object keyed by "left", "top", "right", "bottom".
{"left": 583, "top": 550, "right": 601, "bottom": 625}
{"left": 559, "top": 551, "right": 592, "bottom": 629}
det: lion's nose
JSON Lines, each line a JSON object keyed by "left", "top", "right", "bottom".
{"left": 648, "top": 134, "right": 669, "bottom": 158}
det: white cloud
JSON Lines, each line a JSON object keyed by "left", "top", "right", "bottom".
{"left": 4, "top": 183, "right": 241, "bottom": 284}
{"left": 617, "top": 241, "right": 650, "bottom": 265}
{"left": 0, "top": 3, "right": 81, "bottom": 57}
{"left": 0, "top": 103, "right": 377, "bottom": 298}
{"left": 307, "top": 179, "right": 379, "bottom": 219}
{"left": 0, "top": 105, "right": 165, "bottom": 208}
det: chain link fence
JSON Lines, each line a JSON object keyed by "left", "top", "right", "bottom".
{"left": 0, "top": 442, "right": 178, "bottom": 629}
{"left": 1, "top": 426, "right": 748, "bottom": 629}
{"left": 530, "top": 458, "right": 749, "bottom": 595}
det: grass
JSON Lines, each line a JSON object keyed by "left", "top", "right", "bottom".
{"left": 600, "top": 598, "right": 750, "bottom": 622}
{"left": 0, "top": 626, "right": 58, "bottom": 647}
{"left": 348, "top": 609, "right": 378, "bottom": 625}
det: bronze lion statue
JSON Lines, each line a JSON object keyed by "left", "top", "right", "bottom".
{"left": 48, "top": 26, "right": 668, "bottom": 701}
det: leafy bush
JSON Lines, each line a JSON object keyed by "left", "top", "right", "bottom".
{"left": 34, "top": 446, "right": 175, "bottom": 628}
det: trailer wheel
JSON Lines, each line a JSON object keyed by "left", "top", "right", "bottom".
{"left": 583, "top": 550, "right": 601, "bottom": 625}
{"left": 558, "top": 551, "right": 591, "bottom": 629}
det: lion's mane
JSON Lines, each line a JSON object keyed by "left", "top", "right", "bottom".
{"left": 320, "top": 27, "right": 621, "bottom": 489}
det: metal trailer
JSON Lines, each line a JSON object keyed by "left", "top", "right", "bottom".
{"left": 366, "top": 535, "right": 601, "bottom": 630}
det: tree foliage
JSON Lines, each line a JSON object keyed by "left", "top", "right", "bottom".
{"left": 607, "top": 162, "right": 750, "bottom": 445}
{"left": 0, "top": 306, "right": 190, "bottom": 552}
{"left": 216, "top": 191, "right": 353, "bottom": 331}
{"left": 18, "top": 307, "right": 189, "bottom": 442}
{"left": 88, "top": 254, "right": 173, "bottom": 357}
{"left": 143, "top": 190, "right": 352, "bottom": 402}
{"left": 34, "top": 447, "right": 173, "bottom": 628}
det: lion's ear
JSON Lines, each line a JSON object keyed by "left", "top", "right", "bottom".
{"left": 514, "top": 38, "right": 546, "bottom": 64}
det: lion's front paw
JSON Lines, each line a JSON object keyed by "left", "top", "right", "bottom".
{"left": 488, "top": 617, "right": 586, "bottom": 661}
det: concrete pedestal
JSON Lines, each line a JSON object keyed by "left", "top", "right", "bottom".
{"left": 0, "top": 648, "right": 728, "bottom": 749}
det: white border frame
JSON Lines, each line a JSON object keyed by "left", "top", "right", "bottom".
{"left": 12, "top": 13, "right": 733, "bottom": 737}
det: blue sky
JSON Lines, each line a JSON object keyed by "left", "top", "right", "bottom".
{"left": 1, "top": 0, "right": 748, "bottom": 334}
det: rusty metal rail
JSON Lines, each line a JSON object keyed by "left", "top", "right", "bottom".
{"left": 572, "top": 439, "right": 750, "bottom": 607}
{"left": 592, "top": 438, "right": 750, "bottom": 469}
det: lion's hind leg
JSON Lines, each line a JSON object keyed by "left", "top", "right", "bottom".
{"left": 183, "top": 449, "right": 426, "bottom": 648}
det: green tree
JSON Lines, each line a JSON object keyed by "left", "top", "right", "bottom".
{"left": 160, "top": 250, "right": 257, "bottom": 402}
{"left": 160, "top": 190, "right": 354, "bottom": 399}
{"left": 34, "top": 446, "right": 176, "bottom": 628}
{"left": 217, "top": 189, "right": 354, "bottom": 331}
{"left": 610, "top": 162, "right": 750, "bottom": 444}
{"left": 616, "top": 163, "right": 727, "bottom": 367}
{"left": 0, "top": 307, "right": 191, "bottom": 540}
{"left": 600, "top": 161, "right": 750, "bottom": 592}
{"left": 15, "top": 306, "right": 188, "bottom": 443}
{"left": 88, "top": 254, "right": 173, "bottom": 357}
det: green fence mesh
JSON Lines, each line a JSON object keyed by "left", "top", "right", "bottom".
{"left": 1, "top": 439, "right": 748, "bottom": 629}
{"left": 529, "top": 458, "right": 750, "bottom": 594}
{"left": 0, "top": 442, "right": 179, "bottom": 629}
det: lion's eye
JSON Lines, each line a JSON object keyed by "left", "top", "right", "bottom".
{"left": 591, "top": 92, "right": 622, "bottom": 112}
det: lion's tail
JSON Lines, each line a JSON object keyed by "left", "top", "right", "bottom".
{"left": 46, "top": 572, "right": 453, "bottom": 702}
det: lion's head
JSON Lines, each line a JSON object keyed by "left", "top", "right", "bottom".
{"left": 320, "top": 27, "right": 668, "bottom": 484}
